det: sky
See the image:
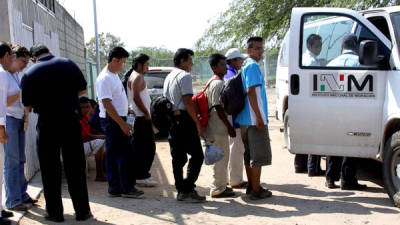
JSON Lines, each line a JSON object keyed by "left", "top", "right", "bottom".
{"left": 59, "top": 0, "right": 232, "bottom": 52}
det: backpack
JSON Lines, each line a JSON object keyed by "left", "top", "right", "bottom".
{"left": 192, "top": 77, "right": 221, "bottom": 127}
{"left": 220, "top": 70, "right": 246, "bottom": 115}
{"left": 150, "top": 96, "right": 173, "bottom": 132}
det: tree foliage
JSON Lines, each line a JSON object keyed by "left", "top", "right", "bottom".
{"left": 86, "top": 32, "right": 125, "bottom": 69}
{"left": 196, "top": 0, "right": 399, "bottom": 51}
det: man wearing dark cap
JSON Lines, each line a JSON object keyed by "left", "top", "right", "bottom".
{"left": 21, "top": 44, "right": 91, "bottom": 222}
{"left": 325, "top": 34, "right": 367, "bottom": 190}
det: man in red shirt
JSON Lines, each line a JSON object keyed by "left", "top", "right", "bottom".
{"left": 80, "top": 97, "right": 106, "bottom": 181}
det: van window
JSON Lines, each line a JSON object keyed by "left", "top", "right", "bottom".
{"left": 301, "top": 14, "right": 378, "bottom": 69}
{"left": 367, "top": 16, "right": 391, "bottom": 41}
{"left": 391, "top": 12, "right": 400, "bottom": 57}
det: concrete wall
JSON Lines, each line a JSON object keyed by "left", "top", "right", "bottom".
{"left": 9, "top": 0, "right": 86, "bottom": 74}
{"left": 0, "top": 0, "right": 11, "bottom": 41}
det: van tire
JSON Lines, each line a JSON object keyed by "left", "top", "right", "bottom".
{"left": 383, "top": 131, "right": 400, "bottom": 208}
{"left": 284, "top": 110, "right": 290, "bottom": 149}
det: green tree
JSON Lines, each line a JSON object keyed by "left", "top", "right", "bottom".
{"left": 128, "top": 46, "right": 175, "bottom": 67}
{"left": 86, "top": 32, "right": 125, "bottom": 69}
{"left": 196, "top": 0, "right": 399, "bottom": 51}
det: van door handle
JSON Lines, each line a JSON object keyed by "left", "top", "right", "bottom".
{"left": 290, "top": 74, "right": 299, "bottom": 95}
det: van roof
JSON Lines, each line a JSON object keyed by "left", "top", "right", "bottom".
{"left": 361, "top": 6, "right": 400, "bottom": 14}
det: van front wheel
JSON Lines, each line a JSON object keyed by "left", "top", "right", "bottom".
{"left": 383, "top": 131, "right": 400, "bottom": 208}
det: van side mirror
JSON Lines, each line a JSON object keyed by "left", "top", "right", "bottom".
{"left": 359, "top": 40, "right": 382, "bottom": 65}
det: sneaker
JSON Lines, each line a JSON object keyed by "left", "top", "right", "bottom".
{"left": 246, "top": 185, "right": 253, "bottom": 195}
{"left": 1, "top": 210, "right": 13, "bottom": 218}
{"left": 341, "top": 182, "right": 368, "bottom": 190}
{"left": 45, "top": 213, "right": 64, "bottom": 223}
{"left": 325, "top": 180, "right": 338, "bottom": 189}
{"left": 136, "top": 178, "right": 158, "bottom": 187}
{"left": 250, "top": 187, "right": 272, "bottom": 200}
{"left": 212, "top": 187, "right": 235, "bottom": 198}
{"left": 8, "top": 203, "right": 28, "bottom": 211}
{"left": 76, "top": 211, "right": 93, "bottom": 221}
{"left": 177, "top": 190, "right": 206, "bottom": 203}
{"left": 108, "top": 192, "right": 121, "bottom": 198}
{"left": 121, "top": 188, "right": 144, "bottom": 199}
{"left": 23, "top": 197, "right": 38, "bottom": 205}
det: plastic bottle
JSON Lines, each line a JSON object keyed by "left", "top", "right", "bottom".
{"left": 127, "top": 113, "right": 135, "bottom": 127}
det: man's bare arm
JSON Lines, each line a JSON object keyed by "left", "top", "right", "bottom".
{"left": 215, "top": 105, "right": 236, "bottom": 137}
{"left": 7, "top": 92, "right": 20, "bottom": 106}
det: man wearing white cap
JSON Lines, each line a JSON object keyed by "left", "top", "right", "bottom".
{"left": 224, "top": 48, "right": 248, "bottom": 189}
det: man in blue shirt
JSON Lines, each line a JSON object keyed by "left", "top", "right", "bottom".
{"left": 236, "top": 37, "right": 272, "bottom": 200}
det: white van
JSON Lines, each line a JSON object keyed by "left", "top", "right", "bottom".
{"left": 277, "top": 6, "right": 400, "bottom": 207}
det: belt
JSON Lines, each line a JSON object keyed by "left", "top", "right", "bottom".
{"left": 173, "top": 110, "right": 185, "bottom": 116}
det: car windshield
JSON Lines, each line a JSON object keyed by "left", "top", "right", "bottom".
{"left": 144, "top": 71, "right": 170, "bottom": 89}
{"left": 392, "top": 12, "right": 400, "bottom": 56}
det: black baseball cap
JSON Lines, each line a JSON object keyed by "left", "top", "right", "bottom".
{"left": 30, "top": 43, "right": 50, "bottom": 57}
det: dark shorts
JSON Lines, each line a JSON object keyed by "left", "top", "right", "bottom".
{"left": 241, "top": 125, "right": 272, "bottom": 168}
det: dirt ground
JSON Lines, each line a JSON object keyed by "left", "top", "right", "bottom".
{"left": 19, "top": 89, "right": 400, "bottom": 225}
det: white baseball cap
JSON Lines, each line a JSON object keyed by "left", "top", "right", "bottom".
{"left": 225, "top": 48, "right": 245, "bottom": 60}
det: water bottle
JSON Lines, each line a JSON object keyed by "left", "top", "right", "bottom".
{"left": 127, "top": 113, "right": 135, "bottom": 127}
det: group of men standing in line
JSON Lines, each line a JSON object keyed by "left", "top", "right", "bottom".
{"left": 0, "top": 35, "right": 274, "bottom": 224}
{"left": 96, "top": 36, "right": 274, "bottom": 203}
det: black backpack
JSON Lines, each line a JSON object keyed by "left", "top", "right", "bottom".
{"left": 150, "top": 96, "right": 173, "bottom": 132}
{"left": 220, "top": 70, "right": 246, "bottom": 115}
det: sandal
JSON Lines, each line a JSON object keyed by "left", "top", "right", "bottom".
{"left": 231, "top": 181, "right": 249, "bottom": 189}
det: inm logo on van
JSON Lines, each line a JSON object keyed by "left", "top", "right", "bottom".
{"left": 311, "top": 73, "right": 375, "bottom": 98}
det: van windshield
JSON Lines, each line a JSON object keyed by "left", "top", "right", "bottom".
{"left": 392, "top": 12, "right": 400, "bottom": 55}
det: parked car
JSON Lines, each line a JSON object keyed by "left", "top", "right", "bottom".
{"left": 144, "top": 67, "right": 174, "bottom": 100}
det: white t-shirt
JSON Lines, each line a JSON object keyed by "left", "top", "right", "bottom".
{"left": 96, "top": 67, "right": 128, "bottom": 118}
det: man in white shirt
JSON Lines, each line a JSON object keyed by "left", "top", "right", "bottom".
{"left": 302, "top": 34, "right": 322, "bottom": 67}
{"left": 0, "top": 42, "right": 14, "bottom": 225}
{"left": 96, "top": 47, "right": 144, "bottom": 198}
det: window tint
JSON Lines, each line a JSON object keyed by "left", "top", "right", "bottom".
{"left": 301, "top": 14, "right": 379, "bottom": 69}
{"left": 367, "top": 16, "right": 391, "bottom": 41}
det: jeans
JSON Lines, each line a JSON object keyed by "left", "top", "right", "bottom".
{"left": 133, "top": 117, "right": 156, "bottom": 180}
{"left": 168, "top": 111, "right": 204, "bottom": 193}
{"left": 101, "top": 116, "right": 136, "bottom": 194}
{"left": 3, "top": 116, "right": 29, "bottom": 208}
{"left": 37, "top": 115, "right": 90, "bottom": 217}
{"left": 326, "top": 156, "right": 358, "bottom": 185}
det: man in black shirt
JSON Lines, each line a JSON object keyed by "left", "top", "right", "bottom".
{"left": 21, "top": 44, "right": 91, "bottom": 222}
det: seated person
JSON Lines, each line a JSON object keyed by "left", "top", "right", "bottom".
{"left": 302, "top": 34, "right": 322, "bottom": 66}
{"left": 80, "top": 97, "right": 106, "bottom": 181}
{"left": 327, "top": 34, "right": 360, "bottom": 67}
